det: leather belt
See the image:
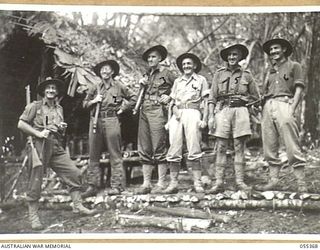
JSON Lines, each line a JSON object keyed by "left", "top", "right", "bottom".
{"left": 218, "top": 97, "right": 247, "bottom": 108}
{"left": 98, "top": 110, "right": 117, "bottom": 118}
{"left": 271, "top": 96, "right": 292, "bottom": 103}
{"left": 176, "top": 102, "right": 200, "bottom": 110}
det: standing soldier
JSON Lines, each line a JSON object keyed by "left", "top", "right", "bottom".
{"left": 135, "top": 45, "right": 176, "bottom": 194}
{"left": 18, "top": 78, "right": 95, "bottom": 231}
{"left": 255, "top": 37, "right": 307, "bottom": 192}
{"left": 82, "top": 60, "right": 136, "bottom": 197}
{"left": 165, "top": 53, "right": 209, "bottom": 194}
{"left": 207, "top": 44, "right": 260, "bottom": 194}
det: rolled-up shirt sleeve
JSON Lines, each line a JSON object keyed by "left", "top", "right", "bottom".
{"left": 19, "top": 102, "right": 37, "bottom": 124}
{"left": 293, "top": 62, "right": 305, "bottom": 89}
{"left": 169, "top": 80, "right": 178, "bottom": 101}
{"left": 208, "top": 72, "right": 219, "bottom": 105}
{"left": 201, "top": 77, "right": 210, "bottom": 98}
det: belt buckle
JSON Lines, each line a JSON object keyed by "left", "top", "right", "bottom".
{"left": 229, "top": 99, "right": 235, "bottom": 107}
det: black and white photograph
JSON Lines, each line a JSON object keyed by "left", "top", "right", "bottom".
{"left": 0, "top": 5, "right": 320, "bottom": 238}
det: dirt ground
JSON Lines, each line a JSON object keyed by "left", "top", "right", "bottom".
{"left": 1, "top": 148, "right": 320, "bottom": 234}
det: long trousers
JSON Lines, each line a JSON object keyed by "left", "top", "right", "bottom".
{"left": 261, "top": 98, "right": 306, "bottom": 168}
{"left": 88, "top": 116, "right": 123, "bottom": 188}
{"left": 27, "top": 135, "right": 82, "bottom": 201}
{"left": 167, "top": 109, "right": 203, "bottom": 162}
{"left": 138, "top": 103, "right": 168, "bottom": 165}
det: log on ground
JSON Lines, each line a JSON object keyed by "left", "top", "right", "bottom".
{"left": 116, "top": 214, "right": 213, "bottom": 231}
{"left": 143, "top": 206, "right": 231, "bottom": 223}
{"left": 203, "top": 199, "right": 320, "bottom": 211}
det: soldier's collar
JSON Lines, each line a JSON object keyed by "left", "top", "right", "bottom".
{"left": 181, "top": 72, "right": 198, "bottom": 82}
{"left": 147, "top": 66, "right": 162, "bottom": 75}
{"left": 42, "top": 98, "right": 58, "bottom": 107}
{"left": 102, "top": 78, "right": 114, "bottom": 90}
{"left": 226, "top": 64, "right": 241, "bottom": 72}
{"left": 270, "top": 58, "right": 289, "bottom": 73}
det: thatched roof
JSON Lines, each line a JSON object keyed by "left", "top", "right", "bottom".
{"left": 2, "top": 11, "right": 157, "bottom": 97}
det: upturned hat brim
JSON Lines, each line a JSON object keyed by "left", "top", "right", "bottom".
{"left": 176, "top": 53, "right": 202, "bottom": 73}
{"left": 220, "top": 44, "right": 249, "bottom": 62}
{"left": 37, "top": 78, "right": 65, "bottom": 97}
{"left": 93, "top": 60, "right": 120, "bottom": 78}
{"left": 263, "top": 38, "right": 293, "bottom": 57}
{"left": 142, "top": 45, "right": 168, "bottom": 62}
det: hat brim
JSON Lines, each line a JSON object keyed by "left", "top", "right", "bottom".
{"left": 37, "top": 79, "right": 65, "bottom": 97}
{"left": 263, "top": 38, "right": 293, "bottom": 57}
{"left": 176, "top": 53, "right": 202, "bottom": 73}
{"left": 142, "top": 45, "right": 168, "bottom": 62}
{"left": 220, "top": 44, "right": 249, "bottom": 62}
{"left": 93, "top": 60, "right": 120, "bottom": 78}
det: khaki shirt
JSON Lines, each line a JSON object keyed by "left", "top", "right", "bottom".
{"left": 143, "top": 67, "right": 176, "bottom": 97}
{"left": 262, "top": 59, "right": 305, "bottom": 98}
{"left": 83, "top": 78, "right": 136, "bottom": 113}
{"left": 19, "top": 99, "right": 64, "bottom": 133}
{"left": 209, "top": 66, "right": 259, "bottom": 104}
{"left": 170, "top": 73, "right": 209, "bottom": 107}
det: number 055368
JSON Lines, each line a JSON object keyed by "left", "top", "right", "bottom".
{"left": 300, "top": 244, "right": 318, "bottom": 248}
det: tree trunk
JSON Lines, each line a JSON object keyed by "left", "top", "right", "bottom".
{"left": 305, "top": 12, "right": 320, "bottom": 139}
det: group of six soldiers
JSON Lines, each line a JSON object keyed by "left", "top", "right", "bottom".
{"left": 18, "top": 37, "right": 308, "bottom": 229}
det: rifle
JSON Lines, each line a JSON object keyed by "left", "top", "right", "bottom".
{"left": 92, "top": 83, "right": 101, "bottom": 133}
{"left": 245, "top": 98, "right": 262, "bottom": 107}
{"left": 25, "top": 85, "right": 42, "bottom": 169}
{"left": 4, "top": 155, "right": 28, "bottom": 201}
{"left": 132, "top": 74, "right": 149, "bottom": 115}
{"left": 3, "top": 85, "right": 42, "bottom": 201}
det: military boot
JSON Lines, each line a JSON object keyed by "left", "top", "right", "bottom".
{"left": 234, "top": 162, "right": 251, "bottom": 191}
{"left": 192, "top": 170, "right": 204, "bottom": 193}
{"left": 206, "top": 164, "right": 225, "bottom": 194}
{"left": 162, "top": 162, "right": 180, "bottom": 194}
{"left": 134, "top": 164, "right": 154, "bottom": 194}
{"left": 82, "top": 161, "right": 100, "bottom": 199}
{"left": 255, "top": 165, "right": 280, "bottom": 191}
{"left": 28, "top": 201, "right": 44, "bottom": 231}
{"left": 188, "top": 159, "right": 204, "bottom": 193}
{"left": 293, "top": 166, "right": 308, "bottom": 193}
{"left": 107, "top": 164, "right": 124, "bottom": 195}
{"left": 70, "top": 190, "right": 97, "bottom": 215}
{"left": 152, "top": 163, "right": 168, "bottom": 193}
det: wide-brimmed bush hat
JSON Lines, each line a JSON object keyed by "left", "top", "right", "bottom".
{"left": 176, "top": 52, "right": 202, "bottom": 73}
{"left": 37, "top": 77, "right": 65, "bottom": 97}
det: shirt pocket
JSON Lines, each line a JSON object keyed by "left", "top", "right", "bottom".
{"left": 34, "top": 108, "right": 43, "bottom": 126}
{"left": 217, "top": 78, "right": 228, "bottom": 95}
{"left": 237, "top": 79, "right": 249, "bottom": 94}
{"left": 189, "top": 82, "right": 202, "bottom": 100}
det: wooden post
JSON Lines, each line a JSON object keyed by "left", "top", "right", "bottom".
{"left": 79, "top": 138, "right": 83, "bottom": 155}
{"left": 0, "top": 161, "right": 5, "bottom": 202}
